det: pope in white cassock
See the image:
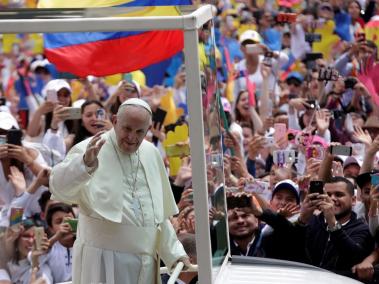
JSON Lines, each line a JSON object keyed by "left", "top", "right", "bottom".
{"left": 49, "top": 98, "right": 189, "bottom": 284}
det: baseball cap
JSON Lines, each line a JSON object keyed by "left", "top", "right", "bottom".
{"left": 239, "top": 30, "right": 262, "bottom": 45}
{"left": 343, "top": 156, "right": 362, "bottom": 169}
{"left": 272, "top": 179, "right": 300, "bottom": 204}
{"left": 43, "top": 79, "right": 71, "bottom": 98}
{"left": 286, "top": 72, "right": 304, "bottom": 84}
{"left": 0, "top": 112, "right": 19, "bottom": 130}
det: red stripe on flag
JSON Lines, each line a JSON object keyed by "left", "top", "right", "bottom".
{"left": 44, "top": 30, "right": 184, "bottom": 77}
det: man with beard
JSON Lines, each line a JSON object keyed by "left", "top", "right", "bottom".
{"left": 297, "top": 176, "right": 374, "bottom": 274}
{"left": 227, "top": 194, "right": 263, "bottom": 257}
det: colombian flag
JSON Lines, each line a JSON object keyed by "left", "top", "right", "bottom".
{"left": 38, "top": 0, "right": 191, "bottom": 77}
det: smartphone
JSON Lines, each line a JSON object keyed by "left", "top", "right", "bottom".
{"left": 309, "top": 180, "right": 324, "bottom": 195}
{"left": 344, "top": 77, "right": 358, "bottom": 89}
{"left": 34, "top": 227, "right": 45, "bottom": 251}
{"left": 65, "top": 218, "right": 78, "bottom": 233}
{"left": 7, "top": 129, "right": 22, "bottom": 145}
{"left": 273, "top": 150, "right": 297, "bottom": 165}
{"left": 0, "top": 135, "right": 6, "bottom": 145}
{"left": 306, "top": 145, "right": 325, "bottom": 160}
{"left": 305, "top": 33, "right": 322, "bottom": 43}
{"left": 165, "top": 144, "right": 190, "bottom": 157}
{"left": 152, "top": 108, "right": 167, "bottom": 127}
{"left": 246, "top": 44, "right": 263, "bottom": 55}
{"left": 244, "top": 180, "right": 269, "bottom": 194}
{"left": 96, "top": 108, "right": 106, "bottom": 120}
{"left": 46, "top": 90, "right": 58, "bottom": 103}
{"left": 9, "top": 207, "right": 23, "bottom": 227}
{"left": 64, "top": 107, "right": 81, "bottom": 120}
{"left": 274, "top": 123, "right": 287, "bottom": 144}
{"left": 330, "top": 145, "right": 352, "bottom": 156}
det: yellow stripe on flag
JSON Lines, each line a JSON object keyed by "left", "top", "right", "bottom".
{"left": 38, "top": 0, "right": 134, "bottom": 8}
{"left": 38, "top": 1, "right": 181, "bottom": 17}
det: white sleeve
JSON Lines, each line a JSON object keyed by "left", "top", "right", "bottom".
{"left": 0, "top": 268, "right": 10, "bottom": 282}
{"left": 274, "top": 51, "right": 289, "bottom": 69}
{"left": 49, "top": 142, "right": 92, "bottom": 206}
{"left": 159, "top": 219, "right": 187, "bottom": 271}
{"left": 42, "top": 129, "right": 67, "bottom": 159}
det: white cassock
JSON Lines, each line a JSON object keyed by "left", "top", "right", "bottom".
{"left": 49, "top": 129, "right": 187, "bottom": 284}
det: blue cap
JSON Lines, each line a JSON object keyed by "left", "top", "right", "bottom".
{"left": 286, "top": 72, "right": 304, "bottom": 83}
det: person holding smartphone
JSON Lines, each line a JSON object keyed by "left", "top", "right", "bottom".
{"left": 42, "top": 100, "right": 112, "bottom": 158}
{"left": 296, "top": 177, "right": 374, "bottom": 274}
{"left": 27, "top": 79, "right": 75, "bottom": 142}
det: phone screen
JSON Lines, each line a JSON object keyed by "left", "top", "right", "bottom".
{"left": 274, "top": 123, "right": 287, "bottom": 145}
{"left": 330, "top": 145, "right": 352, "bottom": 156}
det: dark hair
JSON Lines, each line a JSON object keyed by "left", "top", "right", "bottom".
{"left": 326, "top": 176, "right": 355, "bottom": 196}
{"left": 73, "top": 100, "right": 104, "bottom": 146}
{"left": 38, "top": 191, "right": 52, "bottom": 213}
{"left": 234, "top": 90, "right": 254, "bottom": 132}
{"left": 14, "top": 218, "right": 39, "bottom": 264}
{"left": 44, "top": 93, "right": 74, "bottom": 134}
{"left": 46, "top": 203, "right": 75, "bottom": 227}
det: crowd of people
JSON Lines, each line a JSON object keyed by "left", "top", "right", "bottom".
{"left": 1, "top": 0, "right": 379, "bottom": 283}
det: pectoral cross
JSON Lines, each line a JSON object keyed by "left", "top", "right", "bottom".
{"left": 131, "top": 198, "right": 141, "bottom": 219}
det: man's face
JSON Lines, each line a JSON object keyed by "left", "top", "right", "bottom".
{"left": 270, "top": 188, "right": 298, "bottom": 211}
{"left": 286, "top": 78, "right": 301, "bottom": 94}
{"left": 113, "top": 106, "right": 151, "bottom": 154}
{"left": 324, "top": 182, "right": 355, "bottom": 219}
{"left": 228, "top": 208, "right": 258, "bottom": 239}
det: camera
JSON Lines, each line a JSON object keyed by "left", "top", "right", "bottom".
{"left": 318, "top": 67, "right": 339, "bottom": 81}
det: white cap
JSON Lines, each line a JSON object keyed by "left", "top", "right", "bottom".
{"left": 273, "top": 179, "right": 300, "bottom": 204}
{"left": 0, "top": 112, "right": 19, "bottom": 130}
{"left": 42, "top": 79, "right": 71, "bottom": 98}
{"left": 343, "top": 156, "right": 362, "bottom": 169}
{"left": 239, "top": 30, "right": 262, "bottom": 44}
{"left": 30, "top": 59, "right": 49, "bottom": 72}
{"left": 121, "top": 98, "right": 152, "bottom": 115}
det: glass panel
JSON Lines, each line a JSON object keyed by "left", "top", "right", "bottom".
{"left": 197, "top": 19, "right": 229, "bottom": 277}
